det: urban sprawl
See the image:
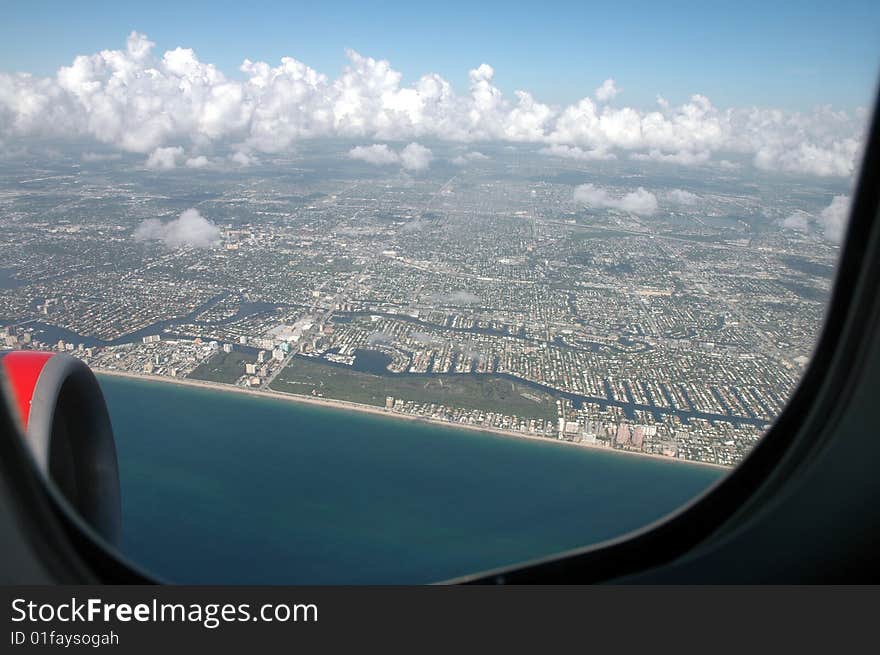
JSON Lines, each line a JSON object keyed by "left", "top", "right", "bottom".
{"left": 0, "top": 144, "right": 842, "bottom": 467}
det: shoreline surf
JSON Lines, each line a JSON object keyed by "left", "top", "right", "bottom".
{"left": 95, "top": 368, "right": 731, "bottom": 471}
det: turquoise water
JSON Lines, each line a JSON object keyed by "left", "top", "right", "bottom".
{"left": 99, "top": 375, "right": 724, "bottom": 584}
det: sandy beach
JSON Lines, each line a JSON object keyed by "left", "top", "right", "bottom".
{"left": 94, "top": 368, "right": 731, "bottom": 471}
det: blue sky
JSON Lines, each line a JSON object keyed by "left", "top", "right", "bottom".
{"left": 1, "top": 0, "right": 878, "bottom": 111}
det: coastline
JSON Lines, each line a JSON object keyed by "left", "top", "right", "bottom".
{"left": 94, "top": 368, "right": 731, "bottom": 471}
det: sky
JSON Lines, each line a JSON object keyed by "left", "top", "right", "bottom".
{"left": 1, "top": 0, "right": 878, "bottom": 110}
{"left": 0, "top": 0, "right": 877, "bottom": 180}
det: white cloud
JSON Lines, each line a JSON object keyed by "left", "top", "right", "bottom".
{"left": 665, "top": 189, "right": 700, "bottom": 205}
{"left": 185, "top": 155, "right": 210, "bottom": 168}
{"left": 451, "top": 151, "right": 488, "bottom": 165}
{"left": 145, "top": 146, "right": 183, "bottom": 170}
{"left": 782, "top": 212, "right": 810, "bottom": 232}
{"left": 734, "top": 106, "right": 864, "bottom": 177}
{"left": 631, "top": 149, "right": 711, "bottom": 166}
{"left": 348, "top": 142, "right": 432, "bottom": 170}
{"left": 818, "top": 195, "right": 850, "bottom": 243}
{"left": 0, "top": 31, "right": 868, "bottom": 178}
{"left": 133, "top": 208, "right": 220, "bottom": 248}
{"left": 754, "top": 138, "right": 861, "bottom": 177}
{"left": 595, "top": 78, "right": 619, "bottom": 103}
{"left": 539, "top": 144, "right": 615, "bottom": 161}
{"left": 399, "top": 142, "right": 433, "bottom": 171}
{"left": 229, "top": 151, "right": 255, "bottom": 167}
{"left": 574, "top": 184, "right": 658, "bottom": 216}
{"left": 349, "top": 144, "right": 399, "bottom": 165}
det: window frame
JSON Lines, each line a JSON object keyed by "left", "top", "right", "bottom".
{"left": 1, "top": 91, "right": 878, "bottom": 586}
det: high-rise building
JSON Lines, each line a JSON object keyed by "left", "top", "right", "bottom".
{"left": 632, "top": 426, "right": 645, "bottom": 450}
{"left": 616, "top": 423, "right": 631, "bottom": 447}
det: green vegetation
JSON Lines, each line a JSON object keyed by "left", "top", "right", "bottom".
{"left": 781, "top": 255, "right": 835, "bottom": 279}
{"left": 776, "top": 279, "right": 828, "bottom": 302}
{"left": 188, "top": 350, "right": 253, "bottom": 383}
{"left": 270, "top": 357, "right": 557, "bottom": 419}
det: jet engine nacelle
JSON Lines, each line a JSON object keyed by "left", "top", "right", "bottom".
{"left": 1, "top": 351, "right": 121, "bottom": 545}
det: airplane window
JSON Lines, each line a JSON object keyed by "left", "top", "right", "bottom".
{"left": 0, "top": 2, "right": 877, "bottom": 583}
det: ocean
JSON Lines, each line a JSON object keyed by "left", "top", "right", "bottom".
{"left": 98, "top": 374, "right": 724, "bottom": 584}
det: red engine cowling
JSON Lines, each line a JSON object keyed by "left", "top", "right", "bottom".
{"left": 1, "top": 351, "right": 121, "bottom": 546}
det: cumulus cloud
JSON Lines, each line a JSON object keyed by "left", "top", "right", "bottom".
{"left": 574, "top": 184, "right": 658, "bottom": 216}
{"left": 399, "top": 142, "right": 433, "bottom": 170}
{"left": 133, "top": 208, "right": 220, "bottom": 248}
{"left": 349, "top": 144, "right": 399, "bottom": 165}
{"left": 631, "top": 149, "right": 711, "bottom": 166}
{"left": 451, "top": 150, "right": 489, "bottom": 165}
{"left": 818, "top": 195, "right": 850, "bottom": 243}
{"left": 539, "top": 144, "right": 615, "bottom": 161}
{"left": 145, "top": 146, "right": 183, "bottom": 170}
{"left": 348, "top": 142, "right": 432, "bottom": 170}
{"left": 229, "top": 151, "right": 255, "bottom": 167}
{"left": 185, "top": 155, "right": 210, "bottom": 168}
{"left": 0, "top": 31, "right": 868, "bottom": 178}
{"left": 665, "top": 189, "right": 700, "bottom": 205}
{"left": 595, "top": 79, "right": 619, "bottom": 103}
{"left": 782, "top": 212, "right": 811, "bottom": 232}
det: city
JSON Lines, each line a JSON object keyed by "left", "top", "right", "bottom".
{"left": 0, "top": 142, "right": 844, "bottom": 466}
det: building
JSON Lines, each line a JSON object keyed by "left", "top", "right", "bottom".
{"left": 631, "top": 426, "right": 645, "bottom": 450}
{"left": 616, "top": 423, "right": 631, "bottom": 447}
